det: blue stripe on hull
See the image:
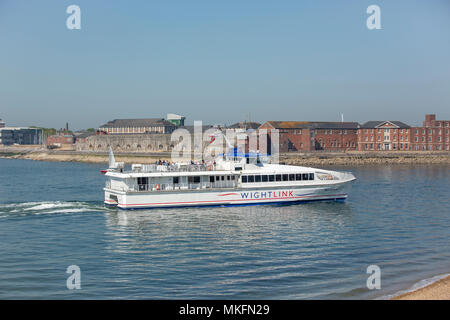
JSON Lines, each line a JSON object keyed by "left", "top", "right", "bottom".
{"left": 107, "top": 196, "right": 348, "bottom": 210}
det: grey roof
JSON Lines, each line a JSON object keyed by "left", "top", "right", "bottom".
{"left": 263, "top": 121, "right": 360, "bottom": 130}
{"left": 100, "top": 118, "right": 175, "bottom": 128}
{"left": 360, "top": 121, "right": 411, "bottom": 129}
{"left": 228, "top": 122, "right": 261, "bottom": 130}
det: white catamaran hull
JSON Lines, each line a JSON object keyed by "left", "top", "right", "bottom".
{"left": 104, "top": 183, "right": 350, "bottom": 210}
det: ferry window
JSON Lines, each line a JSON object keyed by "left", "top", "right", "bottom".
{"left": 248, "top": 175, "right": 255, "bottom": 183}
{"left": 137, "top": 177, "right": 148, "bottom": 185}
{"left": 309, "top": 173, "right": 315, "bottom": 180}
{"left": 302, "top": 173, "right": 309, "bottom": 180}
{"left": 262, "top": 175, "right": 268, "bottom": 182}
{"left": 231, "top": 176, "right": 235, "bottom": 180}
{"left": 216, "top": 176, "right": 220, "bottom": 181}
{"left": 242, "top": 176, "right": 248, "bottom": 183}
{"left": 275, "top": 174, "right": 281, "bottom": 181}
{"left": 193, "top": 176, "right": 200, "bottom": 183}
{"left": 289, "top": 174, "right": 295, "bottom": 181}
{"left": 221, "top": 176, "right": 225, "bottom": 181}
{"left": 173, "top": 177, "right": 179, "bottom": 184}
{"left": 282, "top": 174, "right": 288, "bottom": 181}
{"left": 227, "top": 176, "right": 230, "bottom": 180}
{"left": 255, "top": 175, "right": 261, "bottom": 182}
{"left": 269, "top": 175, "right": 275, "bottom": 182}
{"left": 295, "top": 174, "right": 302, "bottom": 181}
{"left": 210, "top": 176, "right": 214, "bottom": 183}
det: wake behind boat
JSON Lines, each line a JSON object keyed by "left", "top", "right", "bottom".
{"left": 103, "top": 147, "right": 356, "bottom": 210}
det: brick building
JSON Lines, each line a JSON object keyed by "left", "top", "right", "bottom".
{"left": 259, "top": 121, "right": 359, "bottom": 152}
{"left": 411, "top": 114, "right": 450, "bottom": 151}
{"left": 46, "top": 134, "right": 75, "bottom": 146}
{"left": 358, "top": 121, "right": 411, "bottom": 151}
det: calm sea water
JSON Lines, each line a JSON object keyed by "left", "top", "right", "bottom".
{"left": 0, "top": 158, "right": 449, "bottom": 299}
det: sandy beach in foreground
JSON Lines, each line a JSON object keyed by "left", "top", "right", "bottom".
{"left": 393, "top": 275, "right": 450, "bottom": 300}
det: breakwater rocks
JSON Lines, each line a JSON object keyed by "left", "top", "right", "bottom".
{"left": 280, "top": 152, "right": 450, "bottom": 166}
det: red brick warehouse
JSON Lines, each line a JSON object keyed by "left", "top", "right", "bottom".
{"left": 411, "top": 114, "right": 450, "bottom": 151}
{"left": 259, "top": 121, "right": 359, "bottom": 153}
{"left": 357, "top": 121, "right": 411, "bottom": 151}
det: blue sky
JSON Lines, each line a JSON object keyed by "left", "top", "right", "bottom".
{"left": 1, "top": 0, "right": 449, "bottom": 130}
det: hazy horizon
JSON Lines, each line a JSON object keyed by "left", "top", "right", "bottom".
{"left": 1, "top": 0, "right": 449, "bottom": 130}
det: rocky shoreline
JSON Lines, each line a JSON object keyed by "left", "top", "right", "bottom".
{"left": 1, "top": 146, "right": 450, "bottom": 165}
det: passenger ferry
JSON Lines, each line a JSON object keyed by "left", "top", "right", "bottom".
{"left": 103, "top": 148, "right": 356, "bottom": 210}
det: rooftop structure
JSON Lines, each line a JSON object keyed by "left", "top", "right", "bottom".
{"left": 99, "top": 118, "right": 177, "bottom": 135}
{"left": 166, "top": 114, "right": 186, "bottom": 126}
{"left": 360, "top": 120, "right": 411, "bottom": 129}
{"left": 228, "top": 121, "right": 261, "bottom": 130}
{"left": 262, "top": 121, "right": 360, "bottom": 130}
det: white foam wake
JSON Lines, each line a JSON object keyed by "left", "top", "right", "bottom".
{"left": 0, "top": 201, "right": 107, "bottom": 216}
{"left": 379, "top": 273, "right": 450, "bottom": 300}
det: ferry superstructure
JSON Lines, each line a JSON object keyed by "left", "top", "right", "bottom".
{"left": 103, "top": 149, "right": 356, "bottom": 210}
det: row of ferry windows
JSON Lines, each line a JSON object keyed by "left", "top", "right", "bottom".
{"left": 242, "top": 173, "right": 314, "bottom": 183}
{"left": 174, "top": 176, "right": 236, "bottom": 184}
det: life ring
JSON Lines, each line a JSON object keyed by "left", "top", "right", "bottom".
{"left": 154, "top": 184, "right": 160, "bottom": 190}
